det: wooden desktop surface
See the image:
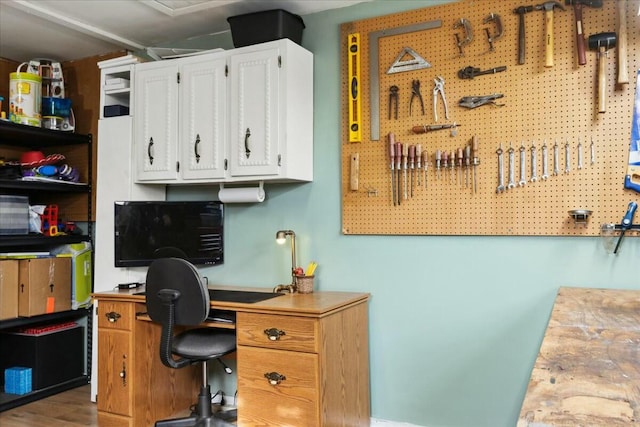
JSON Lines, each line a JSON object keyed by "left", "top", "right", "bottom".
{"left": 517, "top": 287, "right": 640, "bottom": 427}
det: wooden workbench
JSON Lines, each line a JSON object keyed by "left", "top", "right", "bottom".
{"left": 518, "top": 287, "right": 640, "bottom": 426}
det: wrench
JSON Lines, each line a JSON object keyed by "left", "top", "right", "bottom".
{"left": 553, "top": 140, "right": 559, "bottom": 176}
{"left": 507, "top": 143, "right": 516, "bottom": 189}
{"left": 519, "top": 142, "right": 527, "bottom": 186}
{"left": 577, "top": 138, "right": 583, "bottom": 170}
{"left": 530, "top": 142, "right": 538, "bottom": 182}
{"left": 542, "top": 141, "right": 549, "bottom": 180}
{"left": 564, "top": 140, "right": 571, "bottom": 174}
{"left": 496, "top": 143, "right": 505, "bottom": 193}
{"left": 590, "top": 136, "right": 595, "bottom": 165}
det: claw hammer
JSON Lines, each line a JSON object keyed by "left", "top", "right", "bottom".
{"left": 535, "top": 1, "right": 566, "bottom": 67}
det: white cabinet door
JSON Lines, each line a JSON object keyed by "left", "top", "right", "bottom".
{"left": 229, "top": 47, "right": 280, "bottom": 177}
{"left": 134, "top": 63, "right": 179, "bottom": 181}
{"left": 180, "top": 57, "right": 227, "bottom": 180}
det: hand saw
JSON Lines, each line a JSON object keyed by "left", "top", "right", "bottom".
{"left": 624, "top": 69, "right": 640, "bottom": 193}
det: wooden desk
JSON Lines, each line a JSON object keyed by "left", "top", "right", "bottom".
{"left": 93, "top": 286, "right": 370, "bottom": 427}
{"left": 517, "top": 287, "right": 640, "bottom": 427}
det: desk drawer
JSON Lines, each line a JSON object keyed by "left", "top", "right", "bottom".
{"left": 98, "top": 301, "right": 134, "bottom": 331}
{"left": 238, "top": 345, "right": 319, "bottom": 426}
{"left": 237, "top": 312, "right": 318, "bottom": 353}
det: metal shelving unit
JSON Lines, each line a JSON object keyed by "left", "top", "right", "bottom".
{"left": 0, "top": 120, "right": 93, "bottom": 411}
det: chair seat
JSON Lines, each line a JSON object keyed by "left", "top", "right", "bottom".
{"left": 173, "top": 328, "right": 236, "bottom": 360}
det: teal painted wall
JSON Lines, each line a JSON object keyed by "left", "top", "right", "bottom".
{"left": 167, "top": 1, "right": 639, "bottom": 426}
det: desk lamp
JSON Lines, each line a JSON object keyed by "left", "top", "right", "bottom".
{"left": 274, "top": 230, "right": 297, "bottom": 293}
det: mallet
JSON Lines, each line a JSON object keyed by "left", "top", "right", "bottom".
{"left": 588, "top": 32, "right": 616, "bottom": 113}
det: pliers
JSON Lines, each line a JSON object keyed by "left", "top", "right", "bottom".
{"left": 433, "top": 76, "right": 449, "bottom": 122}
{"left": 409, "top": 80, "right": 424, "bottom": 116}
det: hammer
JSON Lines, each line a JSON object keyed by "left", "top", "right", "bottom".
{"left": 565, "top": 0, "right": 602, "bottom": 65}
{"left": 535, "top": 1, "right": 566, "bottom": 67}
{"left": 514, "top": 5, "right": 534, "bottom": 65}
{"left": 588, "top": 32, "right": 617, "bottom": 113}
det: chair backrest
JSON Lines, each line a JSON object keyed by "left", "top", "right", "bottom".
{"left": 146, "top": 257, "right": 210, "bottom": 326}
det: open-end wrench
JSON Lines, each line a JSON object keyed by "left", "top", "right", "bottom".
{"left": 496, "top": 144, "right": 505, "bottom": 193}
{"left": 577, "top": 138, "right": 583, "bottom": 170}
{"left": 553, "top": 139, "right": 559, "bottom": 176}
{"left": 542, "top": 140, "right": 549, "bottom": 180}
{"left": 507, "top": 143, "right": 516, "bottom": 189}
{"left": 564, "top": 139, "right": 571, "bottom": 174}
{"left": 530, "top": 142, "right": 538, "bottom": 182}
{"left": 590, "top": 136, "right": 595, "bottom": 164}
{"left": 519, "top": 142, "right": 527, "bottom": 186}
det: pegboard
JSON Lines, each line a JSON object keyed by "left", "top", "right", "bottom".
{"left": 340, "top": 0, "right": 640, "bottom": 236}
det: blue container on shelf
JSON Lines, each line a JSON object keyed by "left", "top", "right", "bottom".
{"left": 42, "top": 97, "right": 71, "bottom": 118}
{"left": 4, "top": 366, "right": 32, "bottom": 395}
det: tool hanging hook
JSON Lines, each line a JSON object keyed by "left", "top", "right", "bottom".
{"left": 483, "top": 13, "right": 503, "bottom": 52}
{"left": 453, "top": 18, "right": 473, "bottom": 57}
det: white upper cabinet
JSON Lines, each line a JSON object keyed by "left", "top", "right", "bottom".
{"left": 134, "top": 54, "right": 227, "bottom": 183}
{"left": 133, "top": 39, "right": 313, "bottom": 184}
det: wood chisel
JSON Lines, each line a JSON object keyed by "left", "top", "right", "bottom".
{"left": 472, "top": 136, "right": 479, "bottom": 193}
{"left": 395, "top": 142, "right": 402, "bottom": 205}
{"left": 389, "top": 133, "right": 396, "bottom": 205}
{"left": 416, "top": 144, "right": 423, "bottom": 186}
{"left": 348, "top": 33, "right": 362, "bottom": 142}
{"left": 402, "top": 143, "right": 409, "bottom": 199}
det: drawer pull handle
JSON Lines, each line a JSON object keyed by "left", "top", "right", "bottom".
{"left": 264, "top": 328, "right": 286, "bottom": 341}
{"left": 105, "top": 312, "right": 121, "bottom": 323}
{"left": 264, "top": 372, "right": 286, "bottom": 386}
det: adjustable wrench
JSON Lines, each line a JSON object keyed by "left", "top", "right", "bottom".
{"left": 507, "top": 143, "right": 516, "bottom": 189}
{"left": 496, "top": 144, "right": 505, "bottom": 193}
{"left": 553, "top": 140, "right": 559, "bottom": 176}
{"left": 564, "top": 140, "right": 571, "bottom": 174}
{"left": 530, "top": 143, "right": 538, "bottom": 182}
{"left": 519, "top": 143, "right": 527, "bottom": 186}
{"left": 542, "top": 141, "right": 549, "bottom": 180}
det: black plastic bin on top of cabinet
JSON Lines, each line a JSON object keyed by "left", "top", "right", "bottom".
{"left": 227, "top": 9, "right": 305, "bottom": 48}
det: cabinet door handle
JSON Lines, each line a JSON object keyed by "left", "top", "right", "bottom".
{"left": 264, "top": 328, "right": 286, "bottom": 341}
{"left": 244, "top": 128, "right": 251, "bottom": 159}
{"left": 194, "top": 134, "right": 201, "bottom": 163}
{"left": 148, "top": 137, "right": 154, "bottom": 165}
{"left": 105, "top": 311, "right": 121, "bottom": 323}
{"left": 264, "top": 371, "right": 286, "bottom": 386}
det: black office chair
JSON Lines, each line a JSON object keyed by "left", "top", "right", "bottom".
{"left": 146, "top": 258, "right": 237, "bottom": 427}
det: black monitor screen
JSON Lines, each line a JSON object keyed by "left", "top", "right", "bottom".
{"left": 114, "top": 201, "right": 223, "bottom": 267}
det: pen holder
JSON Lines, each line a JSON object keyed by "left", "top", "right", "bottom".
{"left": 296, "top": 275, "right": 314, "bottom": 294}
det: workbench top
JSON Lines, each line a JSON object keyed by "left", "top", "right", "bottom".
{"left": 518, "top": 286, "right": 640, "bottom": 427}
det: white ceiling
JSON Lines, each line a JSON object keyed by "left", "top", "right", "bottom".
{"left": 0, "top": 0, "right": 369, "bottom": 63}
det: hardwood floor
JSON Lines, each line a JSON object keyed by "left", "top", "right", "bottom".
{"left": 0, "top": 385, "right": 96, "bottom": 427}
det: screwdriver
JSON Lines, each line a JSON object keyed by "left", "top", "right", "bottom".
{"left": 388, "top": 133, "right": 396, "bottom": 206}
{"left": 395, "top": 142, "right": 402, "bottom": 205}
{"left": 416, "top": 144, "right": 422, "bottom": 186}
{"left": 464, "top": 144, "right": 471, "bottom": 188}
{"left": 450, "top": 150, "right": 455, "bottom": 184}
{"left": 409, "top": 145, "right": 415, "bottom": 197}
{"left": 402, "top": 143, "right": 408, "bottom": 200}
{"left": 457, "top": 147, "right": 463, "bottom": 187}
{"left": 472, "top": 135, "right": 479, "bottom": 193}
{"left": 422, "top": 149, "right": 429, "bottom": 189}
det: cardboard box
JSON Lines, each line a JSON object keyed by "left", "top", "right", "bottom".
{"left": 0, "top": 325, "right": 84, "bottom": 390}
{"left": 0, "top": 260, "right": 19, "bottom": 320}
{"left": 18, "top": 257, "right": 71, "bottom": 317}
{"left": 51, "top": 243, "right": 92, "bottom": 309}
